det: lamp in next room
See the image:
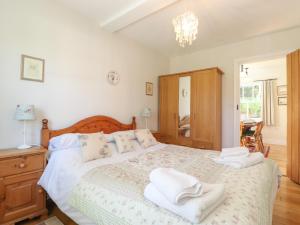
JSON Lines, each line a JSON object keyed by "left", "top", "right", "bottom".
{"left": 15, "top": 104, "right": 36, "bottom": 149}
{"left": 141, "top": 107, "right": 152, "bottom": 129}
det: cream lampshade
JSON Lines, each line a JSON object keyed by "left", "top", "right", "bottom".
{"left": 141, "top": 107, "right": 152, "bottom": 129}
{"left": 15, "top": 105, "right": 36, "bottom": 149}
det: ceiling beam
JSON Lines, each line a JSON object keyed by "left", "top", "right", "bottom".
{"left": 100, "top": 0, "right": 179, "bottom": 32}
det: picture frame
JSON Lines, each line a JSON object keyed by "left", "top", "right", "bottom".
{"left": 146, "top": 82, "right": 153, "bottom": 96}
{"left": 21, "top": 54, "right": 45, "bottom": 82}
{"left": 278, "top": 96, "right": 287, "bottom": 105}
{"left": 277, "top": 85, "right": 287, "bottom": 96}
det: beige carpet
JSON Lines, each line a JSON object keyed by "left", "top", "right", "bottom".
{"left": 37, "top": 217, "right": 64, "bottom": 225}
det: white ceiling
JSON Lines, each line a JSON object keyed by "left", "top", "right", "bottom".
{"left": 57, "top": 0, "right": 300, "bottom": 56}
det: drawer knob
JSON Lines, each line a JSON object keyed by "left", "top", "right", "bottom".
{"left": 19, "top": 163, "right": 26, "bottom": 168}
{"left": 38, "top": 189, "right": 43, "bottom": 194}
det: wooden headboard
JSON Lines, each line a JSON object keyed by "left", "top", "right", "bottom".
{"left": 41, "top": 116, "right": 136, "bottom": 148}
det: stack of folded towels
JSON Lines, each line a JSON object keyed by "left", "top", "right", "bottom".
{"left": 144, "top": 168, "right": 225, "bottom": 223}
{"left": 213, "top": 147, "right": 264, "bottom": 169}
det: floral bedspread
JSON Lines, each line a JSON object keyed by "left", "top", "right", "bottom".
{"left": 68, "top": 145, "right": 280, "bottom": 225}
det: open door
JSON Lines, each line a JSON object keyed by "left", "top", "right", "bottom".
{"left": 287, "top": 49, "right": 300, "bottom": 184}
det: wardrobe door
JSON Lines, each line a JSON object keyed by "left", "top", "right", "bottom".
{"left": 191, "top": 69, "right": 221, "bottom": 150}
{"left": 159, "top": 76, "right": 179, "bottom": 141}
{"left": 287, "top": 49, "right": 300, "bottom": 184}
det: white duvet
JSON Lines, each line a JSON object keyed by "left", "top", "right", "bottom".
{"left": 38, "top": 143, "right": 167, "bottom": 225}
{"left": 39, "top": 142, "right": 279, "bottom": 225}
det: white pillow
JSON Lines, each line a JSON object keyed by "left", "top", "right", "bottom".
{"left": 104, "top": 133, "right": 114, "bottom": 142}
{"left": 135, "top": 129, "right": 158, "bottom": 148}
{"left": 48, "top": 130, "right": 136, "bottom": 151}
{"left": 114, "top": 133, "right": 135, "bottom": 153}
{"left": 48, "top": 133, "right": 80, "bottom": 151}
{"left": 79, "top": 132, "right": 112, "bottom": 162}
{"left": 107, "top": 142, "right": 119, "bottom": 156}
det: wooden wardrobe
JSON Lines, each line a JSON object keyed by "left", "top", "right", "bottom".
{"left": 159, "top": 67, "right": 223, "bottom": 151}
{"left": 287, "top": 49, "right": 300, "bottom": 184}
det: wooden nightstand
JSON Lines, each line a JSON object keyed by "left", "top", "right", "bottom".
{"left": 152, "top": 131, "right": 167, "bottom": 143}
{"left": 0, "top": 147, "right": 48, "bottom": 224}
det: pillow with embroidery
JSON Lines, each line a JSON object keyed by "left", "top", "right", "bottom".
{"left": 135, "top": 129, "right": 157, "bottom": 148}
{"left": 114, "top": 133, "right": 135, "bottom": 153}
{"left": 79, "top": 132, "right": 112, "bottom": 162}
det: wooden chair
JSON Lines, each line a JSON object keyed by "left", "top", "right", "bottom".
{"left": 240, "top": 121, "right": 245, "bottom": 146}
{"left": 253, "top": 121, "right": 264, "bottom": 151}
{"left": 243, "top": 121, "right": 267, "bottom": 154}
{"left": 263, "top": 145, "right": 270, "bottom": 158}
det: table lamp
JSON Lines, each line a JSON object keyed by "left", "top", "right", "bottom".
{"left": 15, "top": 104, "right": 36, "bottom": 149}
{"left": 141, "top": 107, "right": 152, "bottom": 129}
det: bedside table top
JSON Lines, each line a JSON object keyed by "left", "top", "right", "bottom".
{"left": 0, "top": 147, "right": 47, "bottom": 159}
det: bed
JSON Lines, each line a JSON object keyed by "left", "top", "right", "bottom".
{"left": 39, "top": 116, "right": 280, "bottom": 225}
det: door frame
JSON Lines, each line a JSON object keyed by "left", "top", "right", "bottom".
{"left": 233, "top": 50, "right": 291, "bottom": 146}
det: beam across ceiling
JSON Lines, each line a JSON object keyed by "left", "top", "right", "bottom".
{"left": 100, "top": 0, "right": 179, "bottom": 32}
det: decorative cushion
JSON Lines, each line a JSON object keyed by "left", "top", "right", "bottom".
{"left": 79, "top": 132, "right": 112, "bottom": 162}
{"left": 135, "top": 129, "right": 157, "bottom": 148}
{"left": 105, "top": 130, "right": 136, "bottom": 143}
{"left": 114, "top": 133, "right": 135, "bottom": 153}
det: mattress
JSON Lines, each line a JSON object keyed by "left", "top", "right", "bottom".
{"left": 39, "top": 144, "right": 280, "bottom": 225}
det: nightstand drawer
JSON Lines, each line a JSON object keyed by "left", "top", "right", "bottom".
{"left": 0, "top": 154, "right": 44, "bottom": 177}
{"left": 0, "top": 172, "right": 45, "bottom": 223}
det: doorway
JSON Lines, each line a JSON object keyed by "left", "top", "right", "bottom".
{"left": 238, "top": 57, "right": 287, "bottom": 175}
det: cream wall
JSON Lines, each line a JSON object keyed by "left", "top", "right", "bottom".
{"left": 0, "top": 0, "right": 169, "bottom": 149}
{"left": 170, "top": 27, "right": 300, "bottom": 147}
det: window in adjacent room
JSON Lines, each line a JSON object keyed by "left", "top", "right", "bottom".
{"left": 240, "top": 83, "right": 262, "bottom": 121}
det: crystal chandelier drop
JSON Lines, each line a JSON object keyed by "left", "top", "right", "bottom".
{"left": 173, "top": 12, "right": 199, "bottom": 47}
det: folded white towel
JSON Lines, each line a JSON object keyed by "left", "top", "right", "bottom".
{"left": 220, "top": 147, "right": 249, "bottom": 158}
{"left": 150, "top": 168, "right": 203, "bottom": 204}
{"left": 220, "top": 152, "right": 249, "bottom": 162}
{"left": 214, "top": 152, "right": 264, "bottom": 169}
{"left": 144, "top": 182, "right": 225, "bottom": 223}
{"left": 222, "top": 146, "right": 249, "bottom": 153}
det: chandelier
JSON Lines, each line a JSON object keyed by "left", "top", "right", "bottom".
{"left": 173, "top": 11, "right": 199, "bottom": 47}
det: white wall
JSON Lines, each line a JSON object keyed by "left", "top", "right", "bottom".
{"left": 170, "top": 27, "right": 300, "bottom": 147}
{"left": 0, "top": 0, "right": 169, "bottom": 149}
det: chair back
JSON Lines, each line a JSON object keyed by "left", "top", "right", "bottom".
{"left": 254, "top": 121, "right": 264, "bottom": 138}
{"left": 254, "top": 121, "right": 264, "bottom": 152}
{"left": 240, "top": 121, "right": 244, "bottom": 136}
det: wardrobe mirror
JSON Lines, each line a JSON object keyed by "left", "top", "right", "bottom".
{"left": 178, "top": 76, "right": 191, "bottom": 138}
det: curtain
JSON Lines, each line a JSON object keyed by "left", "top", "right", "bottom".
{"left": 262, "top": 80, "right": 275, "bottom": 126}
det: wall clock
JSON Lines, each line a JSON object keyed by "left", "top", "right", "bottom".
{"left": 107, "top": 71, "right": 120, "bottom": 85}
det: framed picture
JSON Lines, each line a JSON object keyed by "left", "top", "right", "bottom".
{"left": 277, "top": 85, "right": 287, "bottom": 96}
{"left": 21, "top": 55, "right": 45, "bottom": 82}
{"left": 146, "top": 82, "right": 153, "bottom": 96}
{"left": 278, "top": 97, "right": 287, "bottom": 105}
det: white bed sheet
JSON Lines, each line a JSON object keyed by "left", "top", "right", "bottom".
{"left": 38, "top": 143, "right": 167, "bottom": 225}
{"left": 39, "top": 143, "right": 279, "bottom": 225}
